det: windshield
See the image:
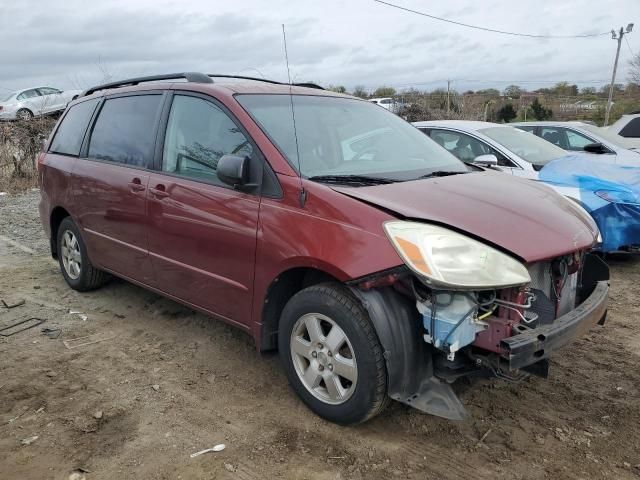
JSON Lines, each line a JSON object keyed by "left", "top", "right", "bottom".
{"left": 1, "top": 92, "right": 16, "bottom": 102}
{"left": 579, "top": 123, "right": 638, "bottom": 150}
{"left": 479, "top": 126, "right": 566, "bottom": 165}
{"left": 236, "top": 94, "right": 468, "bottom": 181}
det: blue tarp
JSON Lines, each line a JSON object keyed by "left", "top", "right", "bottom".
{"left": 540, "top": 156, "right": 640, "bottom": 252}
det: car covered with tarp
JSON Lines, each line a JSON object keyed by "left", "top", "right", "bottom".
{"left": 539, "top": 157, "right": 640, "bottom": 253}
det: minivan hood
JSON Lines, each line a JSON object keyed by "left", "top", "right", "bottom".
{"left": 332, "top": 171, "right": 598, "bottom": 263}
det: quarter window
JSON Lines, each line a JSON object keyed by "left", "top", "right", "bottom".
{"left": 162, "top": 95, "right": 253, "bottom": 184}
{"left": 49, "top": 99, "right": 99, "bottom": 156}
{"left": 88, "top": 95, "right": 162, "bottom": 167}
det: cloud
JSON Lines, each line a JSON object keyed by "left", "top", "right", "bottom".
{"left": 0, "top": 0, "right": 637, "bottom": 93}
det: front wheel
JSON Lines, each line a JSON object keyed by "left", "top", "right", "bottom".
{"left": 278, "top": 284, "right": 388, "bottom": 425}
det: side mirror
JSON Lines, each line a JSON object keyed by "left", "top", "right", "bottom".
{"left": 217, "top": 154, "right": 250, "bottom": 187}
{"left": 472, "top": 154, "right": 498, "bottom": 167}
{"left": 583, "top": 143, "right": 607, "bottom": 154}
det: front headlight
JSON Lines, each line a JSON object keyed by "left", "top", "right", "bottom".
{"left": 383, "top": 221, "right": 531, "bottom": 289}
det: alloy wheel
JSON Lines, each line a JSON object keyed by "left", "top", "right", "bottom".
{"left": 290, "top": 313, "right": 358, "bottom": 405}
{"left": 61, "top": 230, "right": 82, "bottom": 280}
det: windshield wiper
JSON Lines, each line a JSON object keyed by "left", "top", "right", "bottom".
{"left": 308, "top": 174, "right": 398, "bottom": 186}
{"left": 416, "top": 170, "right": 469, "bottom": 179}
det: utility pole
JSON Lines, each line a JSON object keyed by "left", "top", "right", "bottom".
{"left": 605, "top": 24, "right": 634, "bottom": 126}
{"left": 446, "top": 79, "right": 451, "bottom": 114}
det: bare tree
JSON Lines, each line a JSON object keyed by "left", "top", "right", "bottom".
{"left": 352, "top": 85, "right": 368, "bottom": 98}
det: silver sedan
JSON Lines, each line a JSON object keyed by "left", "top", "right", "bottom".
{"left": 0, "top": 87, "right": 81, "bottom": 121}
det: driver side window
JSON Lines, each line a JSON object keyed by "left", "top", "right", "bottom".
{"left": 565, "top": 129, "right": 596, "bottom": 151}
{"left": 428, "top": 129, "right": 516, "bottom": 167}
{"left": 162, "top": 95, "right": 253, "bottom": 185}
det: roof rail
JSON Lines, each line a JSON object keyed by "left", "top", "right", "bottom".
{"left": 82, "top": 72, "right": 325, "bottom": 97}
{"left": 83, "top": 72, "right": 213, "bottom": 96}
{"left": 207, "top": 74, "right": 324, "bottom": 90}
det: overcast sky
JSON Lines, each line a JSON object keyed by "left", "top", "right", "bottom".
{"left": 1, "top": 0, "right": 639, "bottom": 94}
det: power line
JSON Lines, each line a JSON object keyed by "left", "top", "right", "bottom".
{"left": 373, "top": 0, "right": 610, "bottom": 39}
{"left": 625, "top": 36, "right": 636, "bottom": 57}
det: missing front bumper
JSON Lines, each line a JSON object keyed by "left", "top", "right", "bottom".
{"left": 500, "top": 280, "right": 609, "bottom": 369}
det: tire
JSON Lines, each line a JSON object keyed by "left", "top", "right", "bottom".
{"left": 279, "top": 283, "right": 388, "bottom": 425}
{"left": 56, "top": 217, "right": 109, "bottom": 291}
{"left": 16, "top": 109, "right": 33, "bottom": 121}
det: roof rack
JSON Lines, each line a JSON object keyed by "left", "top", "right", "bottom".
{"left": 83, "top": 72, "right": 213, "bottom": 96}
{"left": 82, "top": 71, "right": 325, "bottom": 97}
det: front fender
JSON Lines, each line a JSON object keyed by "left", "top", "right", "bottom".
{"left": 349, "top": 286, "right": 468, "bottom": 420}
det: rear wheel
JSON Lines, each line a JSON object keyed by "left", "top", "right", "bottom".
{"left": 16, "top": 109, "right": 33, "bottom": 121}
{"left": 279, "top": 283, "right": 388, "bottom": 425}
{"left": 57, "top": 217, "right": 109, "bottom": 291}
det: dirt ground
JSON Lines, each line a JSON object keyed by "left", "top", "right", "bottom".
{"left": 1, "top": 191, "right": 639, "bottom": 480}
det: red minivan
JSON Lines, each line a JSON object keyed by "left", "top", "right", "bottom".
{"left": 39, "top": 73, "right": 609, "bottom": 425}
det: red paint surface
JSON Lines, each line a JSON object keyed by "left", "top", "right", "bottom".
{"left": 333, "top": 170, "right": 599, "bottom": 263}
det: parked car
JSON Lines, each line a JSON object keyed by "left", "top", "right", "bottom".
{"left": 512, "top": 121, "right": 640, "bottom": 164}
{"left": 538, "top": 157, "right": 640, "bottom": 253}
{"left": 608, "top": 112, "right": 640, "bottom": 138}
{"left": 369, "top": 97, "right": 394, "bottom": 109}
{"left": 413, "top": 120, "right": 639, "bottom": 252}
{"left": 369, "top": 97, "right": 406, "bottom": 113}
{"left": 39, "top": 73, "right": 608, "bottom": 425}
{"left": 0, "top": 87, "right": 81, "bottom": 121}
{"left": 413, "top": 120, "right": 574, "bottom": 174}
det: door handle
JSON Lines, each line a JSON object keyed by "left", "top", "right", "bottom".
{"left": 149, "top": 185, "right": 170, "bottom": 199}
{"left": 128, "top": 177, "right": 146, "bottom": 192}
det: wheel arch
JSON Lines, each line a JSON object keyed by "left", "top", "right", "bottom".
{"left": 49, "top": 206, "right": 71, "bottom": 258}
{"left": 258, "top": 266, "right": 341, "bottom": 351}
{"left": 17, "top": 107, "right": 34, "bottom": 118}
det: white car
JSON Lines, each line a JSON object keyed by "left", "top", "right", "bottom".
{"left": 0, "top": 87, "right": 82, "bottom": 121}
{"left": 369, "top": 97, "right": 406, "bottom": 114}
{"left": 511, "top": 121, "right": 640, "bottom": 165}
{"left": 369, "top": 97, "right": 394, "bottom": 109}
{"left": 608, "top": 113, "right": 640, "bottom": 139}
{"left": 412, "top": 120, "right": 582, "bottom": 176}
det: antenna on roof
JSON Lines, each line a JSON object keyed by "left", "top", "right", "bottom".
{"left": 282, "top": 24, "right": 306, "bottom": 208}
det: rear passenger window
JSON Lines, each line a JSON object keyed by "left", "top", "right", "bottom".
{"left": 162, "top": 95, "right": 253, "bottom": 185}
{"left": 49, "top": 99, "right": 99, "bottom": 156}
{"left": 17, "top": 89, "right": 39, "bottom": 100}
{"left": 88, "top": 95, "right": 162, "bottom": 167}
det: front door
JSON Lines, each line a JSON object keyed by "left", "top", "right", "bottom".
{"left": 147, "top": 93, "right": 260, "bottom": 326}
{"left": 72, "top": 93, "right": 164, "bottom": 283}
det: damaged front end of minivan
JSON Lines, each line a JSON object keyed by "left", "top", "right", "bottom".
{"left": 349, "top": 221, "right": 609, "bottom": 420}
